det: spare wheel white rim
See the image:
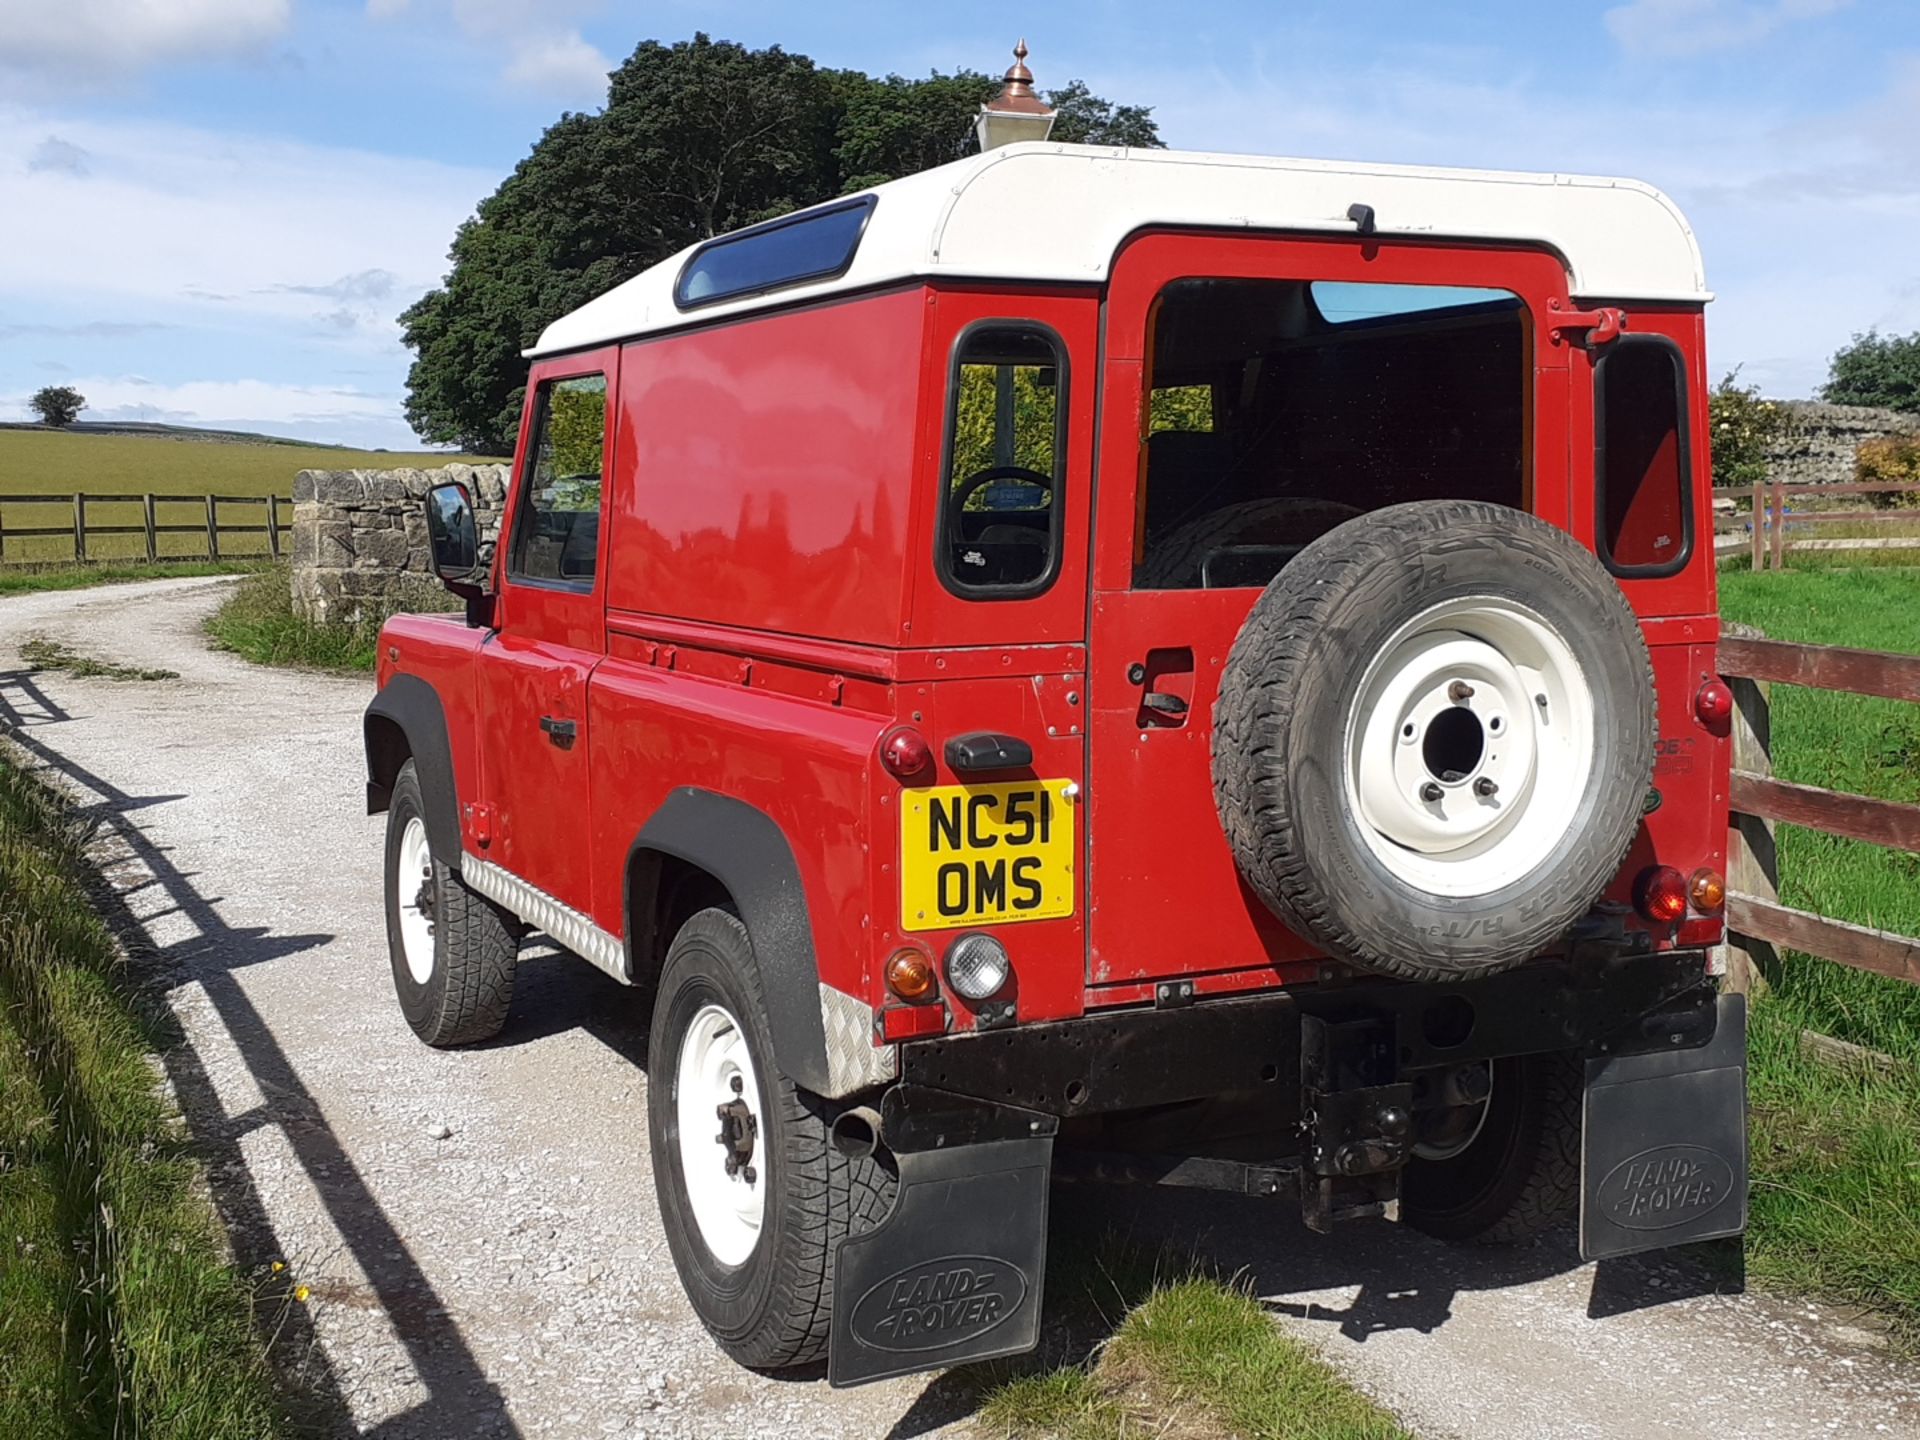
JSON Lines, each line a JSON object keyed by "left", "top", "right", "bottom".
{"left": 676, "top": 1002, "right": 766, "bottom": 1266}
{"left": 1343, "top": 595, "right": 1595, "bottom": 899}
{"left": 396, "top": 816, "right": 436, "bottom": 985}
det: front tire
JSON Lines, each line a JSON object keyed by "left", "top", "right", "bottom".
{"left": 382, "top": 759, "right": 520, "bottom": 1046}
{"left": 649, "top": 908, "right": 895, "bottom": 1370}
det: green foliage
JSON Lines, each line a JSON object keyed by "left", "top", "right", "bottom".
{"left": 401, "top": 34, "right": 1161, "bottom": 453}
{"left": 1822, "top": 329, "right": 1920, "bottom": 414}
{"left": 0, "top": 561, "right": 266, "bottom": 597}
{"left": 205, "top": 565, "right": 456, "bottom": 673}
{"left": 1856, "top": 435, "right": 1920, "bottom": 509}
{"left": 1148, "top": 384, "right": 1213, "bottom": 435}
{"left": 950, "top": 364, "right": 1058, "bottom": 492}
{"left": 0, "top": 756, "right": 289, "bottom": 1436}
{"left": 27, "top": 385, "right": 84, "bottom": 426}
{"left": 1709, "top": 370, "right": 1792, "bottom": 492}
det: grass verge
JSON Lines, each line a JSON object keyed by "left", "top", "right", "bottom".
{"left": 1718, "top": 565, "right": 1920, "bottom": 1341}
{"left": 20, "top": 637, "right": 180, "bottom": 682}
{"left": 976, "top": 1234, "right": 1408, "bottom": 1440}
{"left": 0, "top": 752, "right": 289, "bottom": 1437}
{"left": 0, "top": 560, "right": 267, "bottom": 597}
{"left": 204, "top": 564, "right": 454, "bottom": 672}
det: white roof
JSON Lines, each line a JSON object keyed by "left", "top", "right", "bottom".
{"left": 530, "top": 143, "right": 1708, "bottom": 357}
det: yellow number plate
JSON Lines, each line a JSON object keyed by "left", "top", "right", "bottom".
{"left": 900, "top": 779, "right": 1076, "bottom": 932}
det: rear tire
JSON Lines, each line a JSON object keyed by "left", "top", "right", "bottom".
{"left": 649, "top": 908, "right": 896, "bottom": 1370}
{"left": 383, "top": 759, "right": 520, "bottom": 1046}
{"left": 1401, "top": 1049, "right": 1583, "bottom": 1244}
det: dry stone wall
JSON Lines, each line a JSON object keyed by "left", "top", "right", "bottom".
{"left": 290, "top": 463, "right": 508, "bottom": 623}
{"left": 1763, "top": 402, "right": 1920, "bottom": 487}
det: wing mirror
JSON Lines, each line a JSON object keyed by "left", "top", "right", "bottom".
{"left": 424, "top": 481, "right": 494, "bottom": 628}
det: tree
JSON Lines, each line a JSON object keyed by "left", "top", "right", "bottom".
{"left": 29, "top": 385, "right": 84, "bottom": 427}
{"left": 1707, "top": 370, "right": 1792, "bottom": 492}
{"left": 1822, "top": 330, "right": 1920, "bottom": 414}
{"left": 401, "top": 35, "right": 1162, "bottom": 453}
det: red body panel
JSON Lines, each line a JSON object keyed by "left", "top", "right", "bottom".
{"left": 377, "top": 227, "right": 1728, "bottom": 1046}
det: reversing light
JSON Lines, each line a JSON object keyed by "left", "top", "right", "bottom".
{"left": 1634, "top": 865, "right": 1689, "bottom": 925}
{"left": 1696, "top": 678, "right": 1734, "bottom": 732}
{"left": 884, "top": 948, "right": 937, "bottom": 1002}
{"left": 944, "top": 933, "right": 1012, "bottom": 1001}
{"left": 1690, "top": 867, "right": 1727, "bottom": 915}
{"left": 880, "top": 726, "right": 932, "bottom": 779}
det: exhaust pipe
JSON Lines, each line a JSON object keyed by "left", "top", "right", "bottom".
{"left": 830, "top": 1104, "right": 884, "bottom": 1160}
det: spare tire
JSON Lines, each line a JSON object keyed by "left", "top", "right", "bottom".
{"left": 1213, "top": 499, "right": 1654, "bottom": 982}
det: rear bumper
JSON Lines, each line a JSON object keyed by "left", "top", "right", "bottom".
{"left": 826, "top": 950, "right": 1739, "bottom": 1386}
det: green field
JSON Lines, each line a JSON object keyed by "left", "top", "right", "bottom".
{"left": 1718, "top": 565, "right": 1920, "bottom": 1340}
{"left": 0, "top": 428, "right": 496, "bottom": 564}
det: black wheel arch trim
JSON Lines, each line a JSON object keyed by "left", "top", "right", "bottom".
{"left": 628, "top": 787, "right": 831, "bottom": 1094}
{"left": 364, "top": 675, "right": 463, "bottom": 871}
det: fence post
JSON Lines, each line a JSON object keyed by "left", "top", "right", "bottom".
{"left": 1724, "top": 621, "right": 1776, "bottom": 997}
{"left": 143, "top": 494, "right": 158, "bottom": 564}
{"left": 0, "top": 499, "right": 7, "bottom": 562}
{"left": 267, "top": 495, "right": 282, "bottom": 560}
{"left": 205, "top": 495, "right": 220, "bottom": 560}
{"left": 1770, "top": 476, "right": 1786, "bottom": 571}
{"left": 72, "top": 492, "right": 86, "bottom": 563}
{"left": 1750, "top": 476, "right": 1765, "bottom": 571}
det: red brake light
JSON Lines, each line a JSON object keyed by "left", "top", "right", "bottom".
{"left": 880, "top": 726, "right": 932, "bottom": 779}
{"left": 1696, "top": 678, "right": 1734, "bottom": 732}
{"left": 1634, "top": 865, "right": 1689, "bottom": 925}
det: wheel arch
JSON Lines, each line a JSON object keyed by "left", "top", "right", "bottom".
{"left": 364, "top": 675, "right": 463, "bottom": 869}
{"left": 625, "top": 788, "right": 858, "bottom": 1097}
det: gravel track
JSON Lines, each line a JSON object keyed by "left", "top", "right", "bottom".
{"left": 2, "top": 575, "right": 1916, "bottom": 1440}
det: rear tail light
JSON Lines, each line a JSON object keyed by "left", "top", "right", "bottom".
{"left": 880, "top": 726, "right": 932, "bottom": 779}
{"left": 1633, "top": 865, "right": 1689, "bottom": 925}
{"left": 1695, "top": 678, "right": 1734, "bottom": 732}
{"left": 884, "top": 947, "right": 937, "bottom": 1002}
{"left": 1689, "top": 867, "right": 1727, "bottom": 915}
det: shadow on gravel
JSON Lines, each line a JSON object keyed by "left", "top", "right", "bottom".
{"left": 1, "top": 668, "right": 524, "bottom": 1440}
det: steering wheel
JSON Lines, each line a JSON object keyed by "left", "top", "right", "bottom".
{"left": 949, "top": 465, "right": 1052, "bottom": 518}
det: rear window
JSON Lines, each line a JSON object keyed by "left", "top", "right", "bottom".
{"left": 1133, "top": 277, "right": 1527, "bottom": 590}
{"left": 1596, "top": 336, "right": 1692, "bottom": 576}
{"left": 675, "top": 196, "right": 875, "bottom": 310}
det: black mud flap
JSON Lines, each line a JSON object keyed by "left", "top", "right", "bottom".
{"left": 828, "top": 1135, "right": 1052, "bottom": 1388}
{"left": 1580, "top": 993, "right": 1748, "bottom": 1261}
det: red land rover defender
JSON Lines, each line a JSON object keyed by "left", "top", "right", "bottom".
{"left": 366, "top": 143, "right": 1745, "bottom": 1387}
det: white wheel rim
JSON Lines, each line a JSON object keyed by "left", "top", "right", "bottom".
{"left": 675, "top": 1003, "right": 765, "bottom": 1266}
{"left": 395, "top": 817, "right": 436, "bottom": 985}
{"left": 1343, "top": 595, "right": 1594, "bottom": 898}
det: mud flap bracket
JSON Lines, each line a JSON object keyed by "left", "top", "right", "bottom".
{"left": 829, "top": 1092, "right": 1053, "bottom": 1388}
{"left": 1580, "top": 992, "right": 1748, "bottom": 1260}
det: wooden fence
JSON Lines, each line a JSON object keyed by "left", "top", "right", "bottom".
{"left": 0, "top": 492, "right": 291, "bottom": 564}
{"left": 1721, "top": 626, "right": 1920, "bottom": 989}
{"left": 1714, "top": 479, "right": 1920, "bottom": 570}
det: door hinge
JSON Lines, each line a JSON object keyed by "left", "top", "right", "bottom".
{"left": 1546, "top": 299, "right": 1627, "bottom": 348}
{"left": 463, "top": 801, "right": 496, "bottom": 849}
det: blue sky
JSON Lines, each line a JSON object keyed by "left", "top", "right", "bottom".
{"left": 2, "top": 0, "right": 1917, "bottom": 448}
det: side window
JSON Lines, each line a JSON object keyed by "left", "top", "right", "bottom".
{"left": 508, "top": 373, "right": 608, "bottom": 588}
{"left": 1597, "top": 336, "right": 1692, "bottom": 576}
{"left": 938, "top": 324, "right": 1066, "bottom": 597}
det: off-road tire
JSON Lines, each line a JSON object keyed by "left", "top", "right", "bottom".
{"left": 383, "top": 759, "right": 520, "bottom": 1046}
{"left": 649, "top": 907, "right": 897, "bottom": 1370}
{"left": 1212, "top": 499, "right": 1656, "bottom": 981}
{"left": 1138, "top": 496, "right": 1364, "bottom": 589}
{"left": 1401, "top": 1049, "right": 1583, "bottom": 1244}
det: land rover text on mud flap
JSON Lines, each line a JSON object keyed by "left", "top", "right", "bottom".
{"left": 365, "top": 142, "right": 1747, "bottom": 1387}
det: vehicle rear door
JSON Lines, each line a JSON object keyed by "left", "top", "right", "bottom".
{"left": 1084, "top": 232, "right": 1572, "bottom": 993}
{"left": 477, "top": 348, "right": 618, "bottom": 918}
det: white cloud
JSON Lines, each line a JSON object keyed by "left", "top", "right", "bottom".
{"left": 28, "top": 136, "right": 90, "bottom": 175}
{"left": 370, "top": 0, "right": 611, "bottom": 105}
{"left": 0, "top": 0, "right": 292, "bottom": 82}
{"left": 1603, "top": 0, "right": 1850, "bottom": 59}
{"left": 58, "top": 375, "right": 395, "bottom": 428}
{"left": 500, "top": 31, "right": 610, "bottom": 99}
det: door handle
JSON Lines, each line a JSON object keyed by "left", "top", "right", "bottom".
{"left": 1141, "top": 692, "right": 1188, "bottom": 717}
{"left": 539, "top": 715, "right": 577, "bottom": 746}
